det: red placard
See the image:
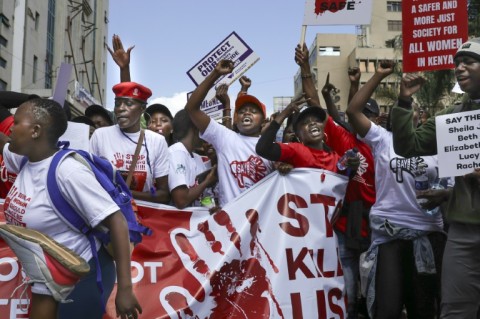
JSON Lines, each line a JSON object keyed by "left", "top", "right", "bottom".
{"left": 402, "top": 0, "right": 468, "bottom": 72}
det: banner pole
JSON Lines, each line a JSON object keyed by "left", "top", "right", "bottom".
{"left": 300, "top": 25, "right": 307, "bottom": 46}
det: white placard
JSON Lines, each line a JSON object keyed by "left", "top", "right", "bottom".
{"left": 303, "top": 0, "right": 373, "bottom": 25}
{"left": 59, "top": 121, "right": 90, "bottom": 151}
{"left": 436, "top": 109, "right": 480, "bottom": 177}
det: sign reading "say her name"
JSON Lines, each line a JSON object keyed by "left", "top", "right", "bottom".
{"left": 402, "top": 0, "right": 468, "bottom": 72}
{"left": 436, "top": 109, "right": 480, "bottom": 177}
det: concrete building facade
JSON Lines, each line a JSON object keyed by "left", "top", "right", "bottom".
{"left": 294, "top": 0, "right": 403, "bottom": 112}
{"left": 0, "top": 0, "right": 109, "bottom": 117}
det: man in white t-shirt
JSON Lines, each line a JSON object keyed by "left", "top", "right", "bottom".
{"left": 168, "top": 109, "right": 217, "bottom": 208}
{"left": 185, "top": 60, "right": 273, "bottom": 207}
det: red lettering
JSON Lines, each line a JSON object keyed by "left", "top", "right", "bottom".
{"left": 328, "top": 288, "right": 345, "bottom": 319}
{"left": 286, "top": 247, "right": 315, "bottom": 280}
{"left": 289, "top": 289, "right": 346, "bottom": 318}
{"left": 315, "top": 249, "right": 335, "bottom": 278}
{"left": 310, "top": 194, "right": 336, "bottom": 238}
{"left": 277, "top": 194, "right": 310, "bottom": 237}
{"left": 317, "top": 289, "right": 327, "bottom": 318}
{"left": 290, "top": 292, "right": 303, "bottom": 319}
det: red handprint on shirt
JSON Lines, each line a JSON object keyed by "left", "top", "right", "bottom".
{"left": 230, "top": 155, "right": 268, "bottom": 188}
{"left": 112, "top": 152, "right": 125, "bottom": 169}
{"left": 162, "top": 209, "right": 284, "bottom": 318}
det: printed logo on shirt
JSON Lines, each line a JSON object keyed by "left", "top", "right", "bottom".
{"left": 351, "top": 151, "right": 373, "bottom": 187}
{"left": 389, "top": 156, "right": 426, "bottom": 183}
{"left": 175, "top": 164, "right": 186, "bottom": 175}
{"left": 4, "top": 185, "right": 30, "bottom": 227}
{"left": 230, "top": 155, "right": 268, "bottom": 189}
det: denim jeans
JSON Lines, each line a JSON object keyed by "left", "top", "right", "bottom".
{"left": 336, "top": 230, "right": 370, "bottom": 319}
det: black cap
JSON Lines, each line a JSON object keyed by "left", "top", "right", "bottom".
{"left": 144, "top": 103, "right": 173, "bottom": 122}
{"left": 292, "top": 106, "right": 327, "bottom": 132}
{"left": 85, "top": 104, "right": 114, "bottom": 125}
{"left": 363, "top": 98, "right": 379, "bottom": 117}
{"left": 71, "top": 115, "right": 95, "bottom": 127}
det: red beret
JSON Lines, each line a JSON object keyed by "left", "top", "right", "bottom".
{"left": 234, "top": 94, "right": 266, "bottom": 118}
{"left": 112, "top": 82, "right": 152, "bottom": 103}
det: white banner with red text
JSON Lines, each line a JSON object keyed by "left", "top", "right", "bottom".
{"left": 0, "top": 169, "right": 348, "bottom": 319}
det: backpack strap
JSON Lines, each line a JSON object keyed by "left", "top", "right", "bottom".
{"left": 46, "top": 148, "right": 106, "bottom": 310}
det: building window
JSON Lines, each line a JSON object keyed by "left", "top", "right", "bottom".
{"left": 0, "top": 35, "right": 7, "bottom": 47}
{"left": 45, "top": 0, "right": 56, "bottom": 89}
{"left": 319, "top": 46, "right": 341, "bottom": 56}
{"left": 33, "top": 56, "right": 38, "bottom": 83}
{"left": 388, "top": 20, "right": 402, "bottom": 31}
{"left": 0, "top": 57, "right": 6, "bottom": 68}
{"left": 35, "top": 12, "right": 40, "bottom": 30}
{"left": 387, "top": 1, "right": 402, "bottom": 12}
{"left": 0, "top": 13, "right": 10, "bottom": 27}
{"left": 0, "top": 79, "right": 7, "bottom": 91}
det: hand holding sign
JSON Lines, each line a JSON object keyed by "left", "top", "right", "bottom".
{"left": 294, "top": 43, "right": 309, "bottom": 67}
{"left": 214, "top": 60, "right": 235, "bottom": 77}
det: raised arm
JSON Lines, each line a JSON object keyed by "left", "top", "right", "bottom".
{"left": 321, "top": 73, "right": 352, "bottom": 132}
{"left": 185, "top": 60, "right": 234, "bottom": 134}
{"left": 237, "top": 76, "right": 251, "bottom": 98}
{"left": 347, "top": 67, "right": 361, "bottom": 104}
{"left": 215, "top": 84, "right": 232, "bottom": 129}
{"left": 256, "top": 97, "right": 306, "bottom": 161}
{"left": 346, "top": 60, "right": 395, "bottom": 137}
{"left": 390, "top": 73, "right": 439, "bottom": 157}
{"left": 295, "top": 43, "right": 321, "bottom": 108}
{"left": 107, "top": 34, "right": 134, "bottom": 82}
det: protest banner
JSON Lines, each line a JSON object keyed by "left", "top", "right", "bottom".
{"left": 303, "top": 0, "right": 373, "bottom": 26}
{"left": 436, "top": 109, "right": 480, "bottom": 177}
{"left": 186, "top": 32, "right": 259, "bottom": 106}
{"left": 402, "top": 0, "right": 468, "bottom": 72}
{"left": 0, "top": 169, "right": 348, "bottom": 318}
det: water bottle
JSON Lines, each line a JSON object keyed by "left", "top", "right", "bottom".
{"left": 414, "top": 165, "right": 429, "bottom": 209}
{"left": 424, "top": 179, "right": 445, "bottom": 216}
{"left": 337, "top": 148, "right": 358, "bottom": 172}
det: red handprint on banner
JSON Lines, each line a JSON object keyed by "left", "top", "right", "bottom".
{"left": 161, "top": 209, "right": 284, "bottom": 319}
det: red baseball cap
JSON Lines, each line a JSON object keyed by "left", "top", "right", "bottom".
{"left": 234, "top": 94, "right": 266, "bottom": 118}
{"left": 112, "top": 82, "right": 152, "bottom": 103}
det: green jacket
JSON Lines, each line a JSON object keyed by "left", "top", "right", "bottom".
{"left": 391, "top": 100, "right": 480, "bottom": 224}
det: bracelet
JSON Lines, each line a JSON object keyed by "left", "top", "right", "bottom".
{"left": 302, "top": 74, "right": 312, "bottom": 79}
{"left": 223, "top": 109, "right": 231, "bottom": 112}
{"left": 222, "top": 116, "right": 232, "bottom": 120}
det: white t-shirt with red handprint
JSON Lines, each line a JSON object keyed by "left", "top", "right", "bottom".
{"left": 90, "top": 125, "right": 169, "bottom": 192}
{"left": 200, "top": 120, "right": 273, "bottom": 207}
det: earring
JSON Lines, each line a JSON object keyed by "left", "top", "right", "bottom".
{"left": 323, "top": 132, "right": 328, "bottom": 143}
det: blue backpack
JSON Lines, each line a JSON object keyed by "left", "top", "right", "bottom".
{"left": 20, "top": 142, "right": 152, "bottom": 305}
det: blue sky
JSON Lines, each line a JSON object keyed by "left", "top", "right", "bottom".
{"left": 105, "top": 1, "right": 355, "bottom": 115}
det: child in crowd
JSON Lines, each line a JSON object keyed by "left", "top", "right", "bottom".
{"left": 90, "top": 82, "right": 170, "bottom": 204}
{"left": 168, "top": 109, "right": 217, "bottom": 209}
{"left": 185, "top": 60, "right": 273, "bottom": 207}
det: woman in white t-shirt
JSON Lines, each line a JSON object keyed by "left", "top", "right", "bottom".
{"left": 346, "top": 61, "right": 447, "bottom": 319}
{"left": 185, "top": 60, "right": 274, "bottom": 207}
{"left": 90, "top": 82, "right": 170, "bottom": 204}
{"left": 0, "top": 98, "right": 140, "bottom": 319}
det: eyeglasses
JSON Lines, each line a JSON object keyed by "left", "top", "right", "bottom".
{"left": 114, "top": 99, "right": 145, "bottom": 108}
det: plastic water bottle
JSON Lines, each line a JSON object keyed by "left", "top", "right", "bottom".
{"left": 415, "top": 167, "right": 442, "bottom": 216}
{"left": 424, "top": 182, "right": 444, "bottom": 216}
{"left": 337, "top": 148, "right": 358, "bottom": 172}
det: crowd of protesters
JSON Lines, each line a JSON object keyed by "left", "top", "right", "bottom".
{"left": 0, "top": 33, "right": 479, "bottom": 319}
